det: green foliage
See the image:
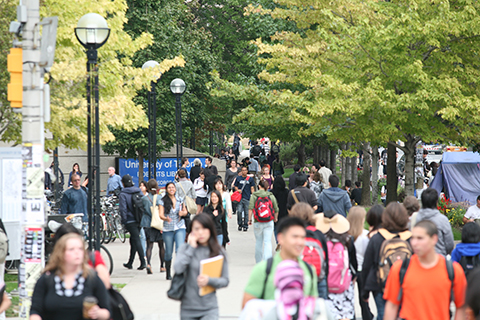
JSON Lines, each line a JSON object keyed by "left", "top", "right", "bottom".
{"left": 0, "top": 0, "right": 21, "bottom": 143}
{"left": 445, "top": 207, "right": 465, "bottom": 228}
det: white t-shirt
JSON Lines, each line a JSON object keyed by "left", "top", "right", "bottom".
{"left": 354, "top": 229, "right": 370, "bottom": 271}
{"left": 465, "top": 205, "right": 480, "bottom": 220}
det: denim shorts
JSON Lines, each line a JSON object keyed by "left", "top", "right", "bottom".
{"left": 196, "top": 197, "right": 208, "bottom": 206}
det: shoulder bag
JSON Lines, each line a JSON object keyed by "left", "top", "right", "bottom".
{"left": 178, "top": 182, "right": 197, "bottom": 215}
{"left": 167, "top": 267, "right": 188, "bottom": 301}
{"left": 149, "top": 194, "right": 164, "bottom": 231}
{"left": 232, "top": 177, "right": 249, "bottom": 203}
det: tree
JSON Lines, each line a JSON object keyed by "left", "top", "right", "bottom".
{"left": 39, "top": 0, "right": 184, "bottom": 150}
{"left": 0, "top": 0, "right": 21, "bottom": 143}
{"left": 213, "top": 0, "right": 480, "bottom": 196}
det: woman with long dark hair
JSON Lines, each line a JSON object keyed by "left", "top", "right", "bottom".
{"left": 159, "top": 182, "right": 188, "bottom": 280}
{"left": 141, "top": 179, "right": 166, "bottom": 274}
{"left": 174, "top": 214, "right": 229, "bottom": 319}
{"left": 213, "top": 178, "right": 232, "bottom": 247}
{"left": 203, "top": 190, "right": 226, "bottom": 245}
{"left": 68, "top": 163, "right": 82, "bottom": 187}
{"left": 271, "top": 176, "right": 289, "bottom": 242}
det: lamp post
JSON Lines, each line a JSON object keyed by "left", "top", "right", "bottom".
{"left": 75, "top": 13, "right": 110, "bottom": 251}
{"left": 142, "top": 60, "right": 160, "bottom": 180}
{"left": 170, "top": 78, "right": 186, "bottom": 169}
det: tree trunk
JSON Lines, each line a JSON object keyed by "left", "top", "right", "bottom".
{"left": 345, "top": 142, "right": 352, "bottom": 183}
{"left": 330, "top": 148, "right": 336, "bottom": 174}
{"left": 361, "top": 142, "right": 371, "bottom": 205}
{"left": 351, "top": 153, "right": 358, "bottom": 184}
{"left": 340, "top": 143, "right": 346, "bottom": 187}
{"left": 372, "top": 147, "right": 379, "bottom": 204}
{"left": 138, "top": 151, "right": 145, "bottom": 182}
{"left": 297, "top": 140, "right": 306, "bottom": 167}
{"left": 401, "top": 135, "right": 418, "bottom": 197}
{"left": 313, "top": 145, "right": 319, "bottom": 165}
{"left": 326, "top": 148, "right": 331, "bottom": 168}
{"left": 386, "top": 142, "right": 398, "bottom": 205}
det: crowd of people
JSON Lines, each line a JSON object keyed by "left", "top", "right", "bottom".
{"left": 33, "top": 139, "right": 480, "bottom": 320}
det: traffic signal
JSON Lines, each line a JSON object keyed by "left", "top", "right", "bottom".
{"left": 7, "top": 48, "right": 22, "bottom": 109}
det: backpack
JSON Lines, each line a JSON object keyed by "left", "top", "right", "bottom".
{"left": 252, "top": 145, "right": 262, "bottom": 156}
{"left": 130, "top": 192, "right": 145, "bottom": 224}
{"left": 253, "top": 195, "right": 275, "bottom": 222}
{"left": 272, "top": 144, "right": 280, "bottom": 154}
{"left": 303, "top": 226, "right": 326, "bottom": 280}
{"left": 327, "top": 240, "right": 351, "bottom": 293}
{"left": 459, "top": 254, "right": 480, "bottom": 277}
{"left": 377, "top": 229, "right": 413, "bottom": 291}
{"left": 261, "top": 257, "right": 314, "bottom": 299}
{"left": 0, "top": 228, "right": 8, "bottom": 263}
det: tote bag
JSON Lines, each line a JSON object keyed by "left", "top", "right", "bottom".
{"left": 150, "top": 194, "right": 164, "bottom": 231}
{"left": 178, "top": 182, "right": 197, "bottom": 215}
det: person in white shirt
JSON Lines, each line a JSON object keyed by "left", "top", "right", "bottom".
{"left": 318, "top": 160, "right": 332, "bottom": 189}
{"left": 463, "top": 195, "right": 480, "bottom": 223}
{"left": 347, "top": 206, "right": 373, "bottom": 320}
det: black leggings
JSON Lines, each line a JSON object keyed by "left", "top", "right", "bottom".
{"left": 146, "top": 239, "right": 165, "bottom": 268}
{"left": 125, "top": 222, "right": 146, "bottom": 266}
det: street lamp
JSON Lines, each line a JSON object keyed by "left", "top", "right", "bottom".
{"left": 142, "top": 60, "right": 160, "bottom": 180}
{"left": 170, "top": 78, "right": 186, "bottom": 169}
{"left": 75, "top": 13, "right": 110, "bottom": 251}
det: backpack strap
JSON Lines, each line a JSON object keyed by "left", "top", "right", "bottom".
{"left": 261, "top": 257, "right": 274, "bottom": 299}
{"left": 397, "top": 257, "right": 410, "bottom": 301}
{"left": 302, "top": 260, "right": 315, "bottom": 296}
{"left": 446, "top": 258, "right": 455, "bottom": 304}
{"left": 291, "top": 190, "right": 300, "bottom": 204}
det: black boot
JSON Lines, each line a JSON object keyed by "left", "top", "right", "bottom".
{"left": 166, "top": 261, "right": 172, "bottom": 280}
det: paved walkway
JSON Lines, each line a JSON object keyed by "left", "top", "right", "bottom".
{"left": 105, "top": 219, "right": 377, "bottom": 320}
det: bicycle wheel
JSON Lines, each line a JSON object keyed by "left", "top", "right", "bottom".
{"left": 99, "top": 245, "right": 114, "bottom": 275}
{"left": 102, "top": 214, "right": 113, "bottom": 244}
{"left": 114, "top": 215, "right": 126, "bottom": 243}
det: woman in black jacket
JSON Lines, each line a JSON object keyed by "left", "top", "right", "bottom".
{"left": 203, "top": 190, "right": 226, "bottom": 245}
{"left": 361, "top": 202, "right": 411, "bottom": 320}
{"left": 271, "top": 176, "right": 289, "bottom": 242}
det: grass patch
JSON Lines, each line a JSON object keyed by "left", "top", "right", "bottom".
{"left": 112, "top": 283, "right": 127, "bottom": 291}
{"left": 5, "top": 274, "right": 18, "bottom": 318}
{"left": 453, "top": 227, "right": 462, "bottom": 241}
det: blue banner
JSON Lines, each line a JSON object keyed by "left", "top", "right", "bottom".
{"left": 118, "top": 157, "right": 206, "bottom": 187}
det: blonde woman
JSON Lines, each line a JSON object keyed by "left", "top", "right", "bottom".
{"left": 30, "top": 233, "right": 110, "bottom": 320}
{"left": 347, "top": 207, "right": 373, "bottom": 320}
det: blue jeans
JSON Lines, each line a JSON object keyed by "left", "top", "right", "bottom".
{"left": 317, "top": 278, "right": 328, "bottom": 299}
{"left": 217, "top": 234, "right": 223, "bottom": 245}
{"left": 374, "top": 292, "right": 385, "bottom": 320}
{"left": 139, "top": 227, "right": 146, "bottom": 256}
{"left": 253, "top": 220, "right": 274, "bottom": 263}
{"left": 237, "top": 198, "right": 250, "bottom": 229}
{"left": 163, "top": 229, "right": 186, "bottom": 262}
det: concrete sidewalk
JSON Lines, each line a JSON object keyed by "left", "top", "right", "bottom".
{"left": 105, "top": 219, "right": 377, "bottom": 320}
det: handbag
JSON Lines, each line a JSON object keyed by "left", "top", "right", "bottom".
{"left": 149, "top": 194, "right": 164, "bottom": 231}
{"left": 232, "top": 177, "right": 249, "bottom": 204}
{"left": 178, "top": 182, "right": 197, "bottom": 215}
{"left": 108, "top": 287, "right": 134, "bottom": 320}
{"left": 167, "top": 268, "right": 188, "bottom": 301}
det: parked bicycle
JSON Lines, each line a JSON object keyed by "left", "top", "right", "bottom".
{"left": 100, "top": 195, "right": 126, "bottom": 244}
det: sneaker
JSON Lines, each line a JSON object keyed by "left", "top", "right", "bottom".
{"left": 238, "top": 226, "right": 242, "bottom": 231}
{"left": 243, "top": 227, "right": 248, "bottom": 232}
{"left": 123, "top": 263, "right": 132, "bottom": 270}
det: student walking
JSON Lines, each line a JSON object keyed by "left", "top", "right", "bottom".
{"left": 141, "top": 179, "right": 166, "bottom": 274}
{"left": 361, "top": 202, "right": 411, "bottom": 320}
{"left": 248, "top": 180, "right": 279, "bottom": 263}
{"left": 317, "top": 211, "right": 357, "bottom": 320}
{"left": 203, "top": 190, "right": 226, "bottom": 245}
{"left": 383, "top": 220, "right": 467, "bottom": 320}
{"left": 159, "top": 182, "right": 188, "bottom": 280}
{"left": 233, "top": 166, "right": 256, "bottom": 232}
{"left": 213, "top": 178, "right": 232, "bottom": 247}
{"left": 194, "top": 169, "right": 208, "bottom": 214}
{"left": 174, "top": 214, "right": 229, "bottom": 320}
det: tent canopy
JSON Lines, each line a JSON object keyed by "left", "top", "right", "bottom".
{"left": 430, "top": 152, "right": 480, "bottom": 205}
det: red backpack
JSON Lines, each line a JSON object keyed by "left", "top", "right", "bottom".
{"left": 302, "top": 226, "right": 326, "bottom": 280}
{"left": 253, "top": 196, "right": 275, "bottom": 222}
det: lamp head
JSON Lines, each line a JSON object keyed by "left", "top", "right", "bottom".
{"left": 142, "top": 60, "right": 161, "bottom": 80}
{"left": 75, "top": 13, "right": 110, "bottom": 49}
{"left": 170, "top": 78, "right": 186, "bottom": 95}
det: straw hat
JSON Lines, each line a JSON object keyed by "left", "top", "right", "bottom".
{"left": 315, "top": 211, "right": 350, "bottom": 234}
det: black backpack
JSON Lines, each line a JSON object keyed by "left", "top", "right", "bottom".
{"left": 252, "top": 145, "right": 262, "bottom": 156}
{"left": 459, "top": 254, "right": 480, "bottom": 277}
{"left": 130, "top": 192, "right": 145, "bottom": 223}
